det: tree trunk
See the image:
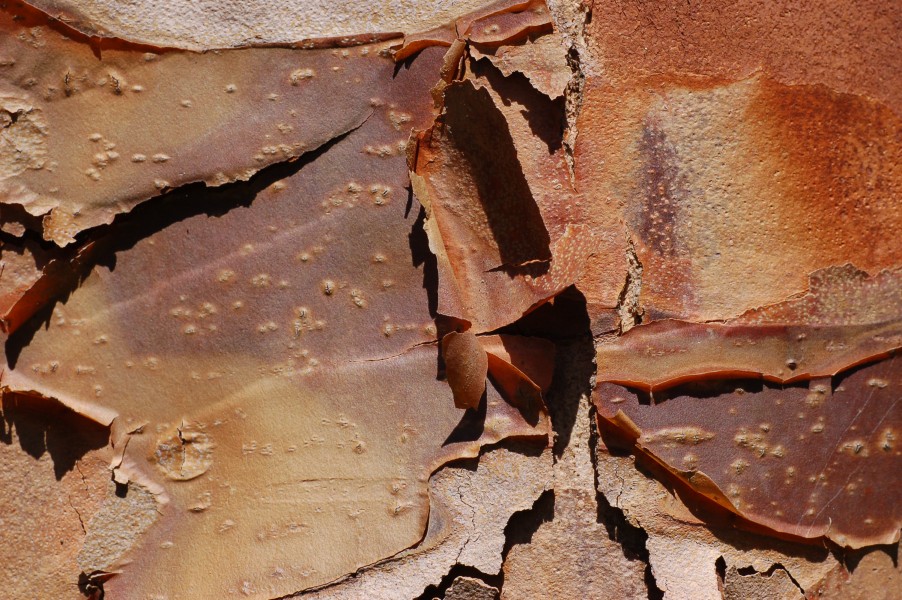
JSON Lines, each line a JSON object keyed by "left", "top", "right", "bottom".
{"left": 1, "top": 0, "right": 898, "bottom": 598}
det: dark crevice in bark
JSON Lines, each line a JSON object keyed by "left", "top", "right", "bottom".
{"left": 4, "top": 125, "right": 361, "bottom": 367}
{"left": 590, "top": 407, "right": 665, "bottom": 600}
{"left": 841, "top": 543, "right": 900, "bottom": 572}
{"left": 490, "top": 285, "right": 592, "bottom": 342}
{"left": 501, "top": 488, "right": 556, "bottom": 556}
{"left": 412, "top": 489, "right": 555, "bottom": 600}
{"left": 737, "top": 562, "right": 806, "bottom": 595}
{"left": 715, "top": 556, "right": 727, "bottom": 595}
{"left": 413, "top": 564, "right": 503, "bottom": 600}
{"left": 616, "top": 238, "right": 644, "bottom": 333}
{"left": 78, "top": 570, "right": 110, "bottom": 600}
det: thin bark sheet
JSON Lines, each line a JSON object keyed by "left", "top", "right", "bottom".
{"left": 1, "top": 0, "right": 900, "bottom": 596}
{"left": 0, "top": 6, "right": 558, "bottom": 594}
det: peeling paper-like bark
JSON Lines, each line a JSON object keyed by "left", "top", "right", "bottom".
{"left": 0, "top": 238, "right": 49, "bottom": 329}
{"left": 597, "top": 266, "right": 902, "bottom": 390}
{"left": 442, "top": 331, "right": 488, "bottom": 410}
{"left": 470, "top": 32, "right": 571, "bottom": 100}
{"left": 22, "top": 0, "right": 504, "bottom": 51}
{"left": 3, "top": 0, "right": 901, "bottom": 597}
{"left": 597, "top": 358, "right": 902, "bottom": 547}
{"left": 594, "top": 265, "right": 902, "bottom": 547}
{"left": 595, "top": 443, "right": 839, "bottom": 600}
{"left": 0, "top": 2, "right": 393, "bottom": 245}
{"left": 298, "top": 446, "right": 551, "bottom": 599}
{"left": 410, "top": 19, "right": 593, "bottom": 334}
{"left": 0, "top": 7, "right": 557, "bottom": 595}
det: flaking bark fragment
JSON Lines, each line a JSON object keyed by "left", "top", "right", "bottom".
{"left": 4, "top": 0, "right": 900, "bottom": 596}
{"left": 0, "top": 2, "right": 398, "bottom": 244}
{"left": 22, "top": 0, "right": 505, "bottom": 51}
{"left": 502, "top": 351, "right": 649, "bottom": 600}
{"left": 0, "top": 27, "right": 553, "bottom": 595}
{"left": 593, "top": 263, "right": 902, "bottom": 546}
{"left": 410, "top": 25, "right": 592, "bottom": 334}
{"left": 594, "top": 355, "right": 902, "bottom": 547}
{"left": 595, "top": 443, "right": 839, "bottom": 600}
{"left": 296, "top": 446, "right": 552, "bottom": 600}
{"left": 442, "top": 331, "right": 488, "bottom": 410}
{"left": 470, "top": 32, "right": 571, "bottom": 100}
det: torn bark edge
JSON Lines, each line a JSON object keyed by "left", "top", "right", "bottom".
{"left": 442, "top": 330, "right": 489, "bottom": 410}
{"left": 1, "top": 112, "right": 376, "bottom": 344}
{"left": 596, "top": 321, "right": 902, "bottom": 393}
{"left": 286, "top": 441, "right": 551, "bottom": 599}
{"left": 593, "top": 408, "right": 902, "bottom": 550}
{"left": 0, "top": 239, "right": 98, "bottom": 335}
{"left": 392, "top": 0, "right": 552, "bottom": 62}
{"left": 18, "top": 0, "right": 406, "bottom": 53}
{"left": 406, "top": 38, "right": 585, "bottom": 333}
{"left": 486, "top": 351, "right": 546, "bottom": 415}
{"left": 440, "top": 328, "right": 555, "bottom": 421}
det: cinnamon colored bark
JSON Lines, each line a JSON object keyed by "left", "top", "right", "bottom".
{"left": 0, "top": 1, "right": 897, "bottom": 598}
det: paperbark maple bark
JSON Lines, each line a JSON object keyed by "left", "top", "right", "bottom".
{"left": 0, "top": 1, "right": 898, "bottom": 599}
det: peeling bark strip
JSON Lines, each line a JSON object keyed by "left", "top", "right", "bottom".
{"left": 596, "top": 354, "right": 902, "bottom": 548}
{"left": 0, "top": 2, "right": 386, "bottom": 245}
{"left": 0, "top": 2, "right": 560, "bottom": 597}
{"left": 580, "top": 0, "right": 901, "bottom": 556}
{"left": 407, "top": 5, "right": 593, "bottom": 334}
{"left": 1, "top": 0, "right": 900, "bottom": 598}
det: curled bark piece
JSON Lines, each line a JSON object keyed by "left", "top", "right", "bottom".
{"left": 419, "top": 81, "right": 553, "bottom": 271}
{"left": 596, "top": 318, "right": 902, "bottom": 391}
{"left": 597, "top": 266, "right": 902, "bottom": 391}
{"left": 595, "top": 354, "right": 902, "bottom": 548}
{"left": 0, "top": 39, "right": 550, "bottom": 597}
{"left": 21, "top": 0, "right": 503, "bottom": 51}
{"left": 0, "top": 239, "right": 100, "bottom": 334}
{"left": 442, "top": 330, "right": 488, "bottom": 410}
{"left": 0, "top": 4, "right": 396, "bottom": 244}
{"left": 0, "top": 238, "right": 51, "bottom": 332}
{"left": 411, "top": 35, "right": 591, "bottom": 333}
{"left": 482, "top": 334, "right": 554, "bottom": 421}
{"left": 462, "top": 0, "right": 552, "bottom": 47}
{"left": 482, "top": 334, "right": 554, "bottom": 393}
{"left": 487, "top": 352, "right": 543, "bottom": 417}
